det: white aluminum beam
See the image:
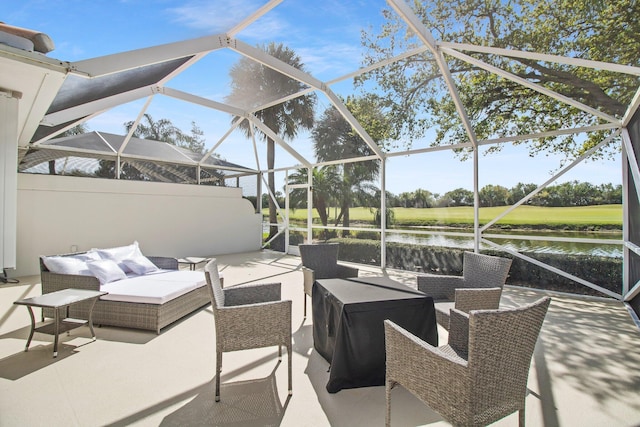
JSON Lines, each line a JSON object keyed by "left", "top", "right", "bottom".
{"left": 621, "top": 128, "right": 640, "bottom": 206}
{"left": 483, "top": 232, "right": 621, "bottom": 246}
{"left": 326, "top": 46, "right": 429, "bottom": 86}
{"left": 314, "top": 154, "right": 380, "bottom": 168}
{"left": 253, "top": 46, "right": 430, "bottom": 113}
{"left": 477, "top": 123, "right": 619, "bottom": 147}
{"left": 228, "top": 0, "right": 283, "bottom": 37}
{"left": 482, "top": 238, "right": 621, "bottom": 300}
{"left": 229, "top": 38, "right": 325, "bottom": 90}
{"left": 70, "top": 34, "right": 228, "bottom": 78}
{"left": 623, "top": 142, "right": 631, "bottom": 297}
{"left": 323, "top": 89, "right": 385, "bottom": 159}
{"left": 443, "top": 48, "right": 620, "bottom": 124}
{"left": 381, "top": 158, "right": 387, "bottom": 267}
{"left": 249, "top": 116, "right": 311, "bottom": 167}
{"left": 162, "top": 87, "right": 248, "bottom": 117}
{"left": 250, "top": 124, "right": 261, "bottom": 171}
{"left": 261, "top": 172, "right": 287, "bottom": 226}
{"left": 118, "top": 95, "right": 153, "bottom": 156}
{"left": 441, "top": 42, "right": 640, "bottom": 76}
{"left": 624, "top": 279, "right": 640, "bottom": 302}
{"left": 473, "top": 139, "right": 480, "bottom": 252}
{"left": 622, "top": 86, "right": 640, "bottom": 127}
{"left": 30, "top": 112, "right": 102, "bottom": 145}
{"left": 28, "top": 143, "right": 109, "bottom": 157}
{"left": 387, "top": 0, "right": 479, "bottom": 149}
{"left": 481, "top": 130, "right": 620, "bottom": 232}
{"left": 157, "top": 52, "right": 209, "bottom": 87}
{"left": 200, "top": 118, "right": 246, "bottom": 164}
{"left": 42, "top": 86, "right": 156, "bottom": 127}
{"left": 385, "top": 142, "right": 472, "bottom": 157}
{"left": 307, "top": 167, "right": 313, "bottom": 243}
{"left": 253, "top": 87, "right": 316, "bottom": 113}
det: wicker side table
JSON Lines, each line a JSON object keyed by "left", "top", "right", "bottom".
{"left": 14, "top": 288, "right": 107, "bottom": 357}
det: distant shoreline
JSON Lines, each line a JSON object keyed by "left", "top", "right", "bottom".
{"left": 280, "top": 204, "right": 623, "bottom": 232}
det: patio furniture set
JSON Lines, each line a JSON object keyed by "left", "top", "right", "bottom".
{"left": 17, "top": 241, "right": 549, "bottom": 426}
{"left": 300, "top": 243, "right": 549, "bottom": 427}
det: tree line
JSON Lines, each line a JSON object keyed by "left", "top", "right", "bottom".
{"left": 389, "top": 181, "right": 622, "bottom": 208}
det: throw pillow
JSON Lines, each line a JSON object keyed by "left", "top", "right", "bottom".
{"left": 42, "top": 255, "right": 93, "bottom": 276}
{"left": 87, "top": 259, "right": 127, "bottom": 285}
{"left": 95, "top": 241, "right": 141, "bottom": 273}
{"left": 123, "top": 255, "right": 159, "bottom": 275}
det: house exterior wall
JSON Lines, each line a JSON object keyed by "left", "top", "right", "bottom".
{"left": 15, "top": 173, "right": 262, "bottom": 276}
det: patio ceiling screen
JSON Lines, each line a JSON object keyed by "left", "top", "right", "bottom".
{"left": 32, "top": 57, "right": 193, "bottom": 141}
{"left": 19, "top": 131, "right": 257, "bottom": 185}
{"left": 627, "top": 109, "right": 640, "bottom": 317}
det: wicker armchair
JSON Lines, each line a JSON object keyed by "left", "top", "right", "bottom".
{"left": 204, "top": 259, "right": 292, "bottom": 402}
{"left": 417, "top": 251, "right": 512, "bottom": 328}
{"left": 384, "top": 296, "right": 551, "bottom": 427}
{"left": 299, "top": 243, "right": 359, "bottom": 317}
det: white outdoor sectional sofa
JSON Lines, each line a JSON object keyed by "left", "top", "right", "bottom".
{"left": 39, "top": 242, "right": 211, "bottom": 333}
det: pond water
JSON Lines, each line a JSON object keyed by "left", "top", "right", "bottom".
{"left": 275, "top": 221, "right": 623, "bottom": 258}
{"left": 385, "top": 228, "right": 623, "bottom": 258}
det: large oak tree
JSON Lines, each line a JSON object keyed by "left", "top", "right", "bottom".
{"left": 359, "top": 0, "right": 640, "bottom": 159}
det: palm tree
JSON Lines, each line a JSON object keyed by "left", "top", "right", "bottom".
{"left": 312, "top": 97, "right": 387, "bottom": 236}
{"left": 119, "top": 114, "right": 208, "bottom": 182}
{"left": 226, "top": 42, "right": 316, "bottom": 239}
{"left": 124, "top": 114, "right": 205, "bottom": 154}
{"left": 288, "top": 166, "right": 341, "bottom": 240}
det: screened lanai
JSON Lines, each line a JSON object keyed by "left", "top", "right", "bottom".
{"left": 2, "top": 0, "right": 640, "bottom": 322}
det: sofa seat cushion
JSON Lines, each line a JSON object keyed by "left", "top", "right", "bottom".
{"left": 100, "top": 270, "right": 206, "bottom": 304}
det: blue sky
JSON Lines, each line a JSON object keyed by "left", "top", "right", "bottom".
{"left": 6, "top": 0, "right": 623, "bottom": 195}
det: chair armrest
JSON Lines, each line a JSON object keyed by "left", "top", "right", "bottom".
{"left": 336, "top": 264, "right": 359, "bottom": 278}
{"left": 147, "top": 256, "right": 178, "bottom": 270}
{"left": 302, "top": 267, "right": 315, "bottom": 296}
{"left": 448, "top": 309, "right": 470, "bottom": 355}
{"left": 216, "top": 300, "right": 292, "bottom": 348}
{"left": 416, "top": 274, "right": 463, "bottom": 300}
{"left": 454, "top": 287, "right": 502, "bottom": 313}
{"left": 224, "top": 282, "right": 281, "bottom": 306}
{"left": 384, "top": 320, "right": 468, "bottom": 403}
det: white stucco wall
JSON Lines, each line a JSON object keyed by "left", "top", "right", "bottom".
{"left": 15, "top": 174, "right": 262, "bottom": 276}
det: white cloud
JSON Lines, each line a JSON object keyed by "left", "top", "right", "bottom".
{"left": 166, "top": 0, "right": 286, "bottom": 40}
{"left": 296, "top": 43, "right": 364, "bottom": 79}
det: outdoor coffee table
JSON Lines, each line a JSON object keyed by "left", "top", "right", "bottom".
{"left": 178, "top": 257, "right": 211, "bottom": 271}
{"left": 14, "top": 288, "right": 107, "bottom": 357}
{"left": 312, "top": 276, "right": 438, "bottom": 393}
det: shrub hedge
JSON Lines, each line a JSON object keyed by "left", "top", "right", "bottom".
{"left": 328, "top": 238, "right": 622, "bottom": 298}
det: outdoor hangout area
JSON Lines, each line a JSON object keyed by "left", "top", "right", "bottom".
{"left": 1, "top": 250, "right": 640, "bottom": 426}
{"left": 2, "top": 0, "right": 640, "bottom": 426}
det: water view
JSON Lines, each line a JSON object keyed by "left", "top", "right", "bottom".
{"left": 385, "top": 228, "right": 623, "bottom": 258}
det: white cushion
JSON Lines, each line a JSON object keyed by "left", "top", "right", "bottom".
{"left": 123, "top": 255, "right": 158, "bottom": 275}
{"left": 95, "top": 241, "right": 141, "bottom": 273}
{"left": 74, "top": 250, "right": 102, "bottom": 262}
{"left": 87, "top": 259, "right": 127, "bottom": 285}
{"left": 100, "top": 270, "right": 206, "bottom": 304}
{"left": 42, "top": 255, "right": 93, "bottom": 276}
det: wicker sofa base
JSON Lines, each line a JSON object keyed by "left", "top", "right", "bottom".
{"left": 90, "top": 286, "right": 210, "bottom": 333}
{"left": 40, "top": 254, "right": 211, "bottom": 334}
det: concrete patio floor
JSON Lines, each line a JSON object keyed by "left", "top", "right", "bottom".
{"left": 1, "top": 250, "right": 639, "bottom": 426}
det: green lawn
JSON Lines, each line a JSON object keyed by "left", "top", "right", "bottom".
{"left": 273, "top": 204, "right": 622, "bottom": 228}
